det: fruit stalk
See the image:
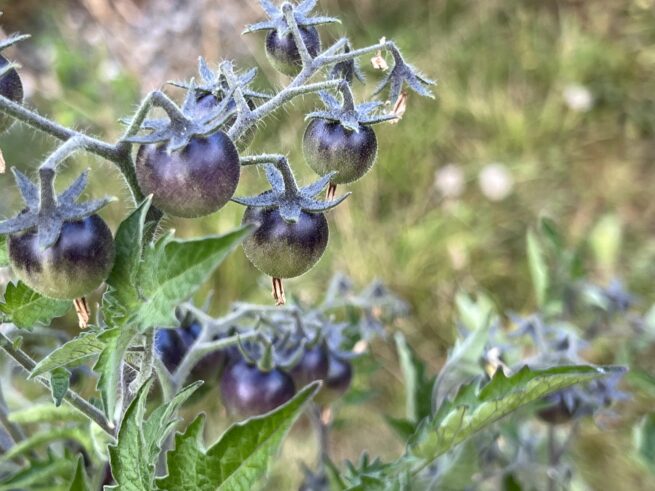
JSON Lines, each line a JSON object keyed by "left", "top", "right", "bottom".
{"left": 281, "top": 2, "right": 314, "bottom": 68}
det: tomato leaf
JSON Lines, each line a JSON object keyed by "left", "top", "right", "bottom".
{"left": 132, "top": 224, "right": 254, "bottom": 330}
{"left": 8, "top": 404, "right": 89, "bottom": 425}
{"left": 0, "top": 427, "right": 95, "bottom": 464}
{"left": 66, "top": 455, "right": 91, "bottom": 491}
{"left": 394, "top": 333, "right": 435, "bottom": 424}
{"left": 30, "top": 332, "right": 105, "bottom": 378}
{"left": 0, "top": 456, "right": 75, "bottom": 491}
{"left": 102, "top": 197, "right": 151, "bottom": 327}
{"left": 93, "top": 326, "right": 137, "bottom": 420}
{"left": 0, "top": 281, "right": 71, "bottom": 329}
{"left": 108, "top": 380, "right": 201, "bottom": 491}
{"left": 156, "top": 381, "right": 320, "bottom": 491}
{"left": 0, "top": 235, "right": 8, "bottom": 267}
{"left": 527, "top": 230, "right": 549, "bottom": 308}
{"left": 410, "top": 364, "right": 625, "bottom": 461}
{"left": 49, "top": 367, "right": 70, "bottom": 407}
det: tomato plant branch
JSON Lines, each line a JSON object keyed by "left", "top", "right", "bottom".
{"left": 239, "top": 154, "right": 286, "bottom": 166}
{"left": 282, "top": 2, "right": 313, "bottom": 67}
{"left": 0, "top": 330, "right": 116, "bottom": 437}
{"left": 317, "top": 39, "right": 393, "bottom": 66}
{"left": 0, "top": 95, "right": 145, "bottom": 208}
{"left": 171, "top": 330, "right": 259, "bottom": 388}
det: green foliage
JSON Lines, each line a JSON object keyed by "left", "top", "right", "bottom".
{"left": 411, "top": 365, "right": 623, "bottom": 461}
{"left": 527, "top": 229, "right": 549, "bottom": 307}
{"left": 432, "top": 292, "right": 495, "bottom": 409}
{"left": 50, "top": 367, "right": 70, "bottom": 407}
{"left": 93, "top": 326, "right": 135, "bottom": 419}
{"left": 157, "top": 382, "right": 320, "bottom": 491}
{"left": 30, "top": 332, "right": 105, "bottom": 378}
{"left": 0, "top": 235, "right": 7, "bottom": 267}
{"left": 108, "top": 381, "right": 201, "bottom": 491}
{"left": 8, "top": 404, "right": 89, "bottom": 425}
{"left": 0, "top": 427, "right": 95, "bottom": 464}
{"left": 102, "top": 197, "right": 151, "bottom": 327}
{"left": 0, "top": 456, "right": 75, "bottom": 491}
{"left": 0, "top": 281, "right": 70, "bottom": 329}
{"left": 67, "top": 456, "right": 91, "bottom": 491}
{"left": 132, "top": 225, "right": 254, "bottom": 329}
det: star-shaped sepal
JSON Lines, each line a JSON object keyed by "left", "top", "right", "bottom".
{"left": 305, "top": 83, "right": 397, "bottom": 132}
{"left": 231, "top": 159, "right": 349, "bottom": 223}
{"left": 328, "top": 41, "right": 366, "bottom": 85}
{"left": 0, "top": 168, "right": 114, "bottom": 250}
{"left": 0, "top": 33, "right": 30, "bottom": 53}
{"left": 243, "top": 0, "right": 339, "bottom": 36}
{"left": 168, "top": 57, "right": 271, "bottom": 115}
{"left": 374, "top": 44, "right": 436, "bottom": 103}
{"left": 121, "top": 79, "right": 238, "bottom": 152}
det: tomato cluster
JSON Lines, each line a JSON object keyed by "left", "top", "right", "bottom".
{"left": 219, "top": 342, "right": 353, "bottom": 418}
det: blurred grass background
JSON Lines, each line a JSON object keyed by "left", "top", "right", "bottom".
{"left": 2, "top": 0, "right": 655, "bottom": 488}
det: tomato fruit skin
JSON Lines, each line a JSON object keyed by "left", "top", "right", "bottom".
{"left": 155, "top": 322, "right": 225, "bottom": 381}
{"left": 265, "top": 26, "right": 320, "bottom": 76}
{"left": 220, "top": 359, "right": 296, "bottom": 417}
{"left": 0, "top": 54, "right": 23, "bottom": 133}
{"left": 315, "top": 352, "right": 353, "bottom": 406}
{"left": 241, "top": 206, "right": 329, "bottom": 279}
{"left": 536, "top": 390, "right": 579, "bottom": 425}
{"left": 135, "top": 132, "right": 240, "bottom": 218}
{"left": 303, "top": 119, "right": 378, "bottom": 185}
{"left": 289, "top": 343, "right": 330, "bottom": 389}
{"left": 8, "top": 215, "right": 115, "bottom": 299}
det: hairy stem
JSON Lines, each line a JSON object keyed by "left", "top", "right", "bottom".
{"left": 0, "top": 95, "right": 121, "bottom": 160}
{"left": 338, "top": 80, "right": 356, "bottom": 111}
{"left": 282, "top": 2, "right": 313, "bottom": 66}
{"left": 240, "top": 154, "right": 286, "bottom": 166}
{"left": 0, "top": 331, "right": 115, "bottom": 437}
{"left": 318, "top": 40, "right": 393, "bottom": 66}
{"left": 274, "top": 157, "right": 300, "bottom": 197}
{"left": 172, "top": 330, "right": 259, "bottom": 388}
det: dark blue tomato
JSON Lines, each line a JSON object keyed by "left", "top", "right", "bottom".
{"left": 265, "top": 26, "right": 320, "bottom": 76}
{"left": 315, "top": 353, "right": 353, "bottom": 406}
{"left": 8, "top": 215, "right": 115, "bottom": 299}
{"left": 135, "top": 132, "right": 240, "bottom": 218}
{"left": 289, "top": 343, "right": 330, "bottom": 389}
{"left": 241, "top": 206, "right": 329, "bottom": 279}
{"left": 220, "top": 359, "right": 296, "bottom": 418}
{"left": 536, "top": 389, "right": 580, "bottom": 425}
{"left": 0, "top": 54, "right": 23, "bottom": 133}
{"left": 303, "top": 119, "right": 377, "bottom": 185}
{"left": 155, "top": 323, "right": 225, "bottom": 382}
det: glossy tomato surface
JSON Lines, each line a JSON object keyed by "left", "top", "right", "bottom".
{"left": 303, "top": 119, "right": 377, "bottom": 184}
{"left": 241, "top": 206, "right": 329, "bottom": 279}
{"left": 8, "top": 215, "right": 115, "bottom": 299}
{"left": 136, "top": 132, "right": 240, "bottom": 218}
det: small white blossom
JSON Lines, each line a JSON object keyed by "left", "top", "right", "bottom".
{"left": 478, "top": 163, "right": 514, "bottom": 201}
{"left": 563, "top": 84, "right": 593, "bottom": 112}
{"left": 434, "top": 163, "right": 465, "bottom": 199}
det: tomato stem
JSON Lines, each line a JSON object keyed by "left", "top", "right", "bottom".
{"left": 281, "top": 2, "right": 313, "bottom": 68}
{"left": 0, "top": 330, "right": 116, "bottom": 437}
{"left": 272, "top": 277, "right": 287, "bottom": 306}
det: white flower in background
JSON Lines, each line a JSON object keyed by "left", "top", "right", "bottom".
{"left": 563, "top": 84, "right": 593, "bottom": 112}
{"left": 434, "top": 163, "right": 465, "bottom": 199}
{"left": 478, "top": 163, "right": 514, "bottom": 201}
